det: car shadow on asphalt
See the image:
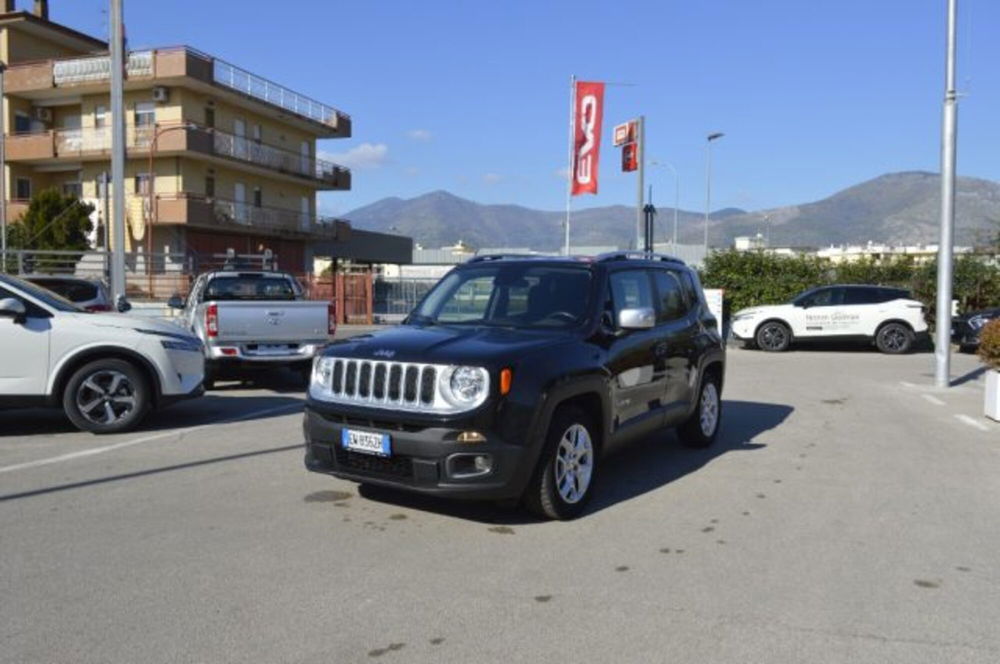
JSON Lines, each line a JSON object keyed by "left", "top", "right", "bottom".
{"left": 0, "top": 394, "right": 303, "bottom": 437}
{"left": 354, "top": 400, "right": 792, "bottom": 525}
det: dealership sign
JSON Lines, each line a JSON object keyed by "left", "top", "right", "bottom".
{"left": 571, "top": 80, "right": 605, "bottom": 196}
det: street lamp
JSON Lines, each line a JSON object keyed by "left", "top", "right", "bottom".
{"left": 146, "top": 121, "right": 196, "bottom": 294}
{"left": 650, "top": 160, "right": 679, "bottom": 249}
{"left": 704, "top": 131, "right": 724, "bottom": 253}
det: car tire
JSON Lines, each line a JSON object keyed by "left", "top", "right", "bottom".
{"left": 63, "top": 359, "right": 151, "bottom": 434}
{"left": 523, "top": 406, "right": 598, "bottom": 520}
{"left": 755, "top": 321, "right": 791, "bottom": 352}
{"left": 677, "top": 371, "right": 723, "bottom": 448}
{"left": 875, "top": 322, "right": 914, "bottom": 354}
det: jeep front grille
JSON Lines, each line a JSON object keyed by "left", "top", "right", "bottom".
{"left": 320, "top": 359, "right": 441, "bottom": 411}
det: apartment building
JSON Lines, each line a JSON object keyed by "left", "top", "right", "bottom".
{"left": 2, "top": 1, "right": 353, "bottom": 273}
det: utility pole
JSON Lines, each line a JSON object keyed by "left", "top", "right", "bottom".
{"left": 635, "top": 115, "right": 645, "bottom": 250}
{"left": 0, "top": 61, "right": 7, "bottom": 273}
{"left": 109, "top": 0, "right": 126, "bottom": 302}
{"left": 563, "top": 75, "right": 576, "bottom": 256}
{"left": 934, "top": 0, "right": 959, "bottom": 389}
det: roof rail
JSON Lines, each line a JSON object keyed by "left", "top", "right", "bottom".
{"left": 595, "top": 251, "right": 686, "bottom": 265}
{"left": 467, "top": 253, "right": 552, "bottom": 263}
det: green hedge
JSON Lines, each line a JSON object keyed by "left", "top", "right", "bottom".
{"left": 701, "top": 250, "right": 1000, "bottom": 322}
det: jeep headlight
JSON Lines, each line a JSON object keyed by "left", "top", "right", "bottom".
{"left": 440, "top": 366, "right": 489, "bottom": 408}
{"left": 312, "top": 356, "right": 334, "bottom": 389}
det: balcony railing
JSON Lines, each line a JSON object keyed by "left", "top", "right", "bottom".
{"left": 13, "top": 123, "right": 348, "bottom": 187}
{"left": 155, "top": 193, "right": 342, "bottom": 237}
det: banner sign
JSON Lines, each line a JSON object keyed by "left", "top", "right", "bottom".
{"left": 613, "top": 120, "right": 637, "bottom": 147}
{"left": 571, "top": 80, "right": 605, "bottom": 196}
{"left": 622, "top": 141, "right": 638, "bottom": 172}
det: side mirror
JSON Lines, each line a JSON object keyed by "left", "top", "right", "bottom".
{"left": 0, "top": 297, "right": 27, "bottom": 324}
{"left": 115, "top": 294, "right": 132, "bottom": 313}
{"left": 618, "top": 307, "right": 655, "bottom": 330}
{"left": 167, "top": 295, "right": 185, "bottom": 309}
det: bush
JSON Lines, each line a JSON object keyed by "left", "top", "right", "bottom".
{"left": 978, "top": 319, "right": 1000, "bottom": 370}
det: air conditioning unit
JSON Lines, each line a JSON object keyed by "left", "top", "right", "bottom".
{"left": 152, "top": 86, "right": 170, "bottom": 103}
{"left": 33, "top": 107, "right": 52, "bottom": 123}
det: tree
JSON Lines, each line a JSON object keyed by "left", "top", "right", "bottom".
{"left": 7, "top": 187, "right": 94, "bottom": 252}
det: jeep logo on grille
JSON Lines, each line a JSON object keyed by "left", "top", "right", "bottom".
{"left": 373, "top": 349, "right": 396, "bottom": 359}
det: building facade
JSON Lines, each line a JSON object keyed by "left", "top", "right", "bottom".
{"left": 2, "top": 2, "right": 351, "bottom": 275}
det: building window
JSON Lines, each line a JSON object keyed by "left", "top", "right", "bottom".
{"left": 62, "top": 182, "right": 83, "bottom": 198}
{"left": 205, "top": 107, "right": 215, "bottom": 129}
{"left": 14, "top": 112, "right": 31, "bottom": 134}
{"left": 134, "top": 102, "right": 155, "bottom": 127}
{"left": 253, "top": 124, "right": 262, "bottom": 144}
{"left": 205, "top": 175, "right": 215, "bottom": 198}
{"left": 15, "top": 178, "right": 32, "bottom": 200}
{"left": 134, "top": 173, "right": 151, "bottom": 195}
{"left": 253, "top": 187, "right": 262, "bottom": 208}
{"left": 95, "top": 105, "right": 107, "bottom": 129}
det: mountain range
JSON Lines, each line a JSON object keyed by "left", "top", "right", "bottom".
{"left": 344, "top": 172, "right": 1000, "bottom": 251}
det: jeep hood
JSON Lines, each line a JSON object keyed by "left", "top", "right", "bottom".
{"left": 325, "top": 324, "right": 572, "bottom": 365}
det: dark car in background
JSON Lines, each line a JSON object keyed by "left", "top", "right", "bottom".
{"left": 953, "top": 307, "right": 1000, "bottom": 352}
{"left": 24, "top": 275, "right": 112, "bottom": 312}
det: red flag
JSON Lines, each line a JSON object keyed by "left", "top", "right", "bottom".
{"left": 571, "top": 81, "right": 604, "bottom": 196}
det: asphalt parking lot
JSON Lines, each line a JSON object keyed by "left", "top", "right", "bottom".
{"left": 1, "top": 344, "right": 997, "bottom": 664}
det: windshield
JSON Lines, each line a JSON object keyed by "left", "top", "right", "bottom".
{"left": 0, "top": 273, "right": 85, "bottom": 313}
{"left": 409, "top": 264, "right": 593, "bottom": 329}
{"left": 202, "top": 275, "right": 300, "bottom": 301}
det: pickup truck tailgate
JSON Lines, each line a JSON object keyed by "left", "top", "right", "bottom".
{"left": 214, "top": 301, "right": 328, "bottom": 343}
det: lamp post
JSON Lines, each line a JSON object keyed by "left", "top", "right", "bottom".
{"left": 650, "top": 160, "right": 679, "bottom": 249}
{"left": 146, "top": 121, "right": 194, "bottom": 295}
{"left": 0, "top": 61, "right": 7, "bottom": 272}
{"left": 703, "top": 132, "right": 724, "bottom": 253}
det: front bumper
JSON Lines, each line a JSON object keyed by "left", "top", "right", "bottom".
{"left": 730, "top": 318, "right": 757, "bottom": 341}
{"left": 303, "top": 403, "right": 534, "bottom": 500}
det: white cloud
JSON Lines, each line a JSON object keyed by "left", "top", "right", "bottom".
{"left": 406, "top": 129, "right": 432, "bottom": 142}
{"left": 403, "top": 166, "right": 421, "bottom": 177}
{"left": 320, "top": 142, "right": 389, "bottom": 170}
{"left": 482, "top": 173, "right": 503, "bottom": 185}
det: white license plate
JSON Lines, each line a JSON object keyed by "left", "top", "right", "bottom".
{"left": 341, "top": 428, "right": 391, "bottom": 457}
{"left": 258, "top": 344, "right": 289, "bottom": 352}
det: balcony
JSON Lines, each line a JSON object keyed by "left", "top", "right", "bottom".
{"left": 154, "top": 193, "right": 350, "bottom": 240}
{"left": 5, "top": 123, "right": 350, "bottom": 190}
{"left": 4, "top": 47, "right": 350, "bottom": 137}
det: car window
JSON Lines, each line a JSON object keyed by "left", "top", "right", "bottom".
{"left": 0, "top": 274, "right": 79, "bottom": 313}
{"left": 202, "top": 275, "right": 298, "bottom": 301}
{"left": 436, "top": 275, "right": 494, "bottom": 322}
{"left": 798, "top": 287, "right": 840, "bottom": 307}
{"left": 879, "top": 288, "right": 909, "bottom": 302}
{"left": 677, "top": 270, "right": 699, "bottom": 308}
{"left": 29, "top": 278, "right": 99, "bottom": 303}
{"left": 651, "top": 270, "right": 687, "bottom": 322}
{"left": 843, "top": 287, "right": 879, "bottom": 305}
{"left": 609, "top": 270, "right": 654, "bottom": 316}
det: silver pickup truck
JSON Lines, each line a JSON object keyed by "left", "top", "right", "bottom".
{"left": 168, "top": 270, "right": 334, "bottom": 388}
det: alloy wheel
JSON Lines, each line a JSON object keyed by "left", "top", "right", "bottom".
{"left": 75, "top": 370, "right": 137, "bottom": 426}
{"left": 699, "top": 381, "right": 720, "bottom": 437}
{"left": 554, "top": 423, "right": 594, "bottom": 504}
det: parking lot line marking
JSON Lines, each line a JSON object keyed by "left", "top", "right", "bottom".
{"left": 921, "top": 394, "right": 946, "bottom": 407}
{"left": 0, "top": 402, "right": 302, "bottom": 475}
{"left": 900, "top": 381, "right": 918, "bottom": 389}
{"left": 954, "top": 414, "right": 991, "bottom": 433}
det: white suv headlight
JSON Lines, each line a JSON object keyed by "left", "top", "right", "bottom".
{"left": 969, "top": 314, "right": 988, "bottom": 330}
{"left": 440, "top": 366, "right": 489, "bottom": 408}
{"left": 312, "top": 356, "right": 334, "bottom": 389}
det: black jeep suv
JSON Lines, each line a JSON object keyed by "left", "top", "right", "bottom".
{"left": 304, "top": 253, "right": 726, "bottom": 519}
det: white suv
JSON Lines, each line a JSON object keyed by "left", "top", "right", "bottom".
{"left": 731, "top": 284, "right": 928, "bottom": 354}
{"left": 0, "top": 274, "right": 205, "bottom": 433}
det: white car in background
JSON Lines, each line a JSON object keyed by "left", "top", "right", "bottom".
{"left": 731, "top": 284, "right": 928, "bottom": 354}
{"left": 0, "top": 274, "right": 204, "bottom": 433}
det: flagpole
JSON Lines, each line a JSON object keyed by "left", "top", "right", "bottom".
{"left": 564, "top": 75, "right": 576, "bottom": 256}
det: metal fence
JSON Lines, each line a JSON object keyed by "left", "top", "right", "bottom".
{"left": 374, "top": 277, "right": 438, "bottom": 322}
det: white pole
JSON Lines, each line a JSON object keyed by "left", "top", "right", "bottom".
{"left": 635, "top": 115, "right": 644, "bottom": 250}
{"left": 563, "top": 75, "right": 576, "bottom": 256}
{"left": 935, "top": 0, "right": 959, "bottom": 389}
{"left": 0, "top": 63, "right": 6, "bottom": 273}
{"left": 109, "top": 0, "right": 127, "bottom": 302}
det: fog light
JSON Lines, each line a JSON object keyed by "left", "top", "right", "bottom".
{"left": 473, "top": 455, "right": 492, "bottom": 473}
{"left": 447, "top": 453, "right": 494, "bottom": 478}
{"left": 457, "top": 430, "right": 486, "bottom": 444}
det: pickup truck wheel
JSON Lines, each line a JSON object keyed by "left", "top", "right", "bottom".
{"left": 756, "top": 321, "right": 791, "bottom": 352}
{"left": 677, "top": 372, "right": 722, "bottom": 448}
{"left": 63, "top": 359, "right": 150, "bottom": 434}
{"left": 524, "top": 406, "right": 598, "bottom": 520}
{"left": 875, "top": 322, "right": 913, "bottom": 354}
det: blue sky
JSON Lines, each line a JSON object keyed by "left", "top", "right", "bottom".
{"left": 51, "top": 0, "right": 1000, "bottom": 216}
